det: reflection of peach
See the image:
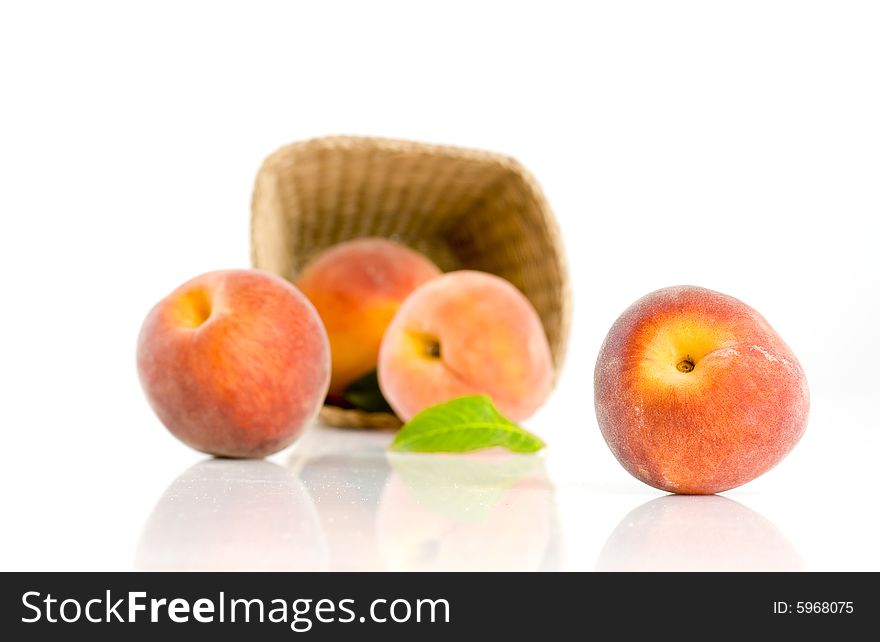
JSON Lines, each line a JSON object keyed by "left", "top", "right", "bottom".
{"left": 296, "top": 238, "right": 441, "bottom": 395}
{"left": 137, "top": 270, "right": 330, "bottom": 457}
{"left": 596, "top": 495, "right": 802, "bottom": 571}
{"left": 595, "top": 286, "right": 809, "bottom": 494}
{"left": 376, "top": 453, "right": 556, "bottom": 571}
{"left": 136, "top": 460, "right": 328, "bottom": 571}
{"left": 378, "top": 271, "right": 554, "bottom": 421}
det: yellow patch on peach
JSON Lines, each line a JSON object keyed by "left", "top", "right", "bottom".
{"left": 171, "top": 286, "right": 214, "bottom": 328}
{"left": 639, "top": 318, "right": 737, "bottom": 383}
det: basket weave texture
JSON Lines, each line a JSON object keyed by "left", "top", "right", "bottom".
{"left": 251, "top": 136, "right": 571, "bottom": 429}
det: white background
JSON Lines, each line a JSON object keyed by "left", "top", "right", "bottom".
{"left": 1, "top": 1, "right": 878, "bottom": 571}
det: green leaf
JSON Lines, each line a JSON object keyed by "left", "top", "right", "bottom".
{"left": 342, "top": 371, "right": 394, "bottom": 413}
{"left": 390, "top": 395, "right": 545, "bottom": 453}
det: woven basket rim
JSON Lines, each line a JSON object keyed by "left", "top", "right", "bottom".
{"left": 253, "top": 134, "right": 534, "bottom": 175}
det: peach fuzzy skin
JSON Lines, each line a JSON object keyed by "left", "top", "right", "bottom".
{"left": 594, "top": 285, "right": 809, "bottom": 495}
{"left": 137, "top": 269, "right": 330, "bottom": 458}
{"left": 378, "top": 270, "right": 554, "bottom": 422}
{"left": 295, "top": 238, "right": 441, "bottom": 395}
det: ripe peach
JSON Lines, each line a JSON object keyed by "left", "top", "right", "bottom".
{"left": 295, "top": 238, "right": 441, "bottom": 396}
{"left": 137, "top": 269, "right": 330, "bottom": 458}
{"left": 378, "top": 270, "right": 554, "bottom": 422}
{"left": 594, "top": 285, "right": 809, "bottom": 494}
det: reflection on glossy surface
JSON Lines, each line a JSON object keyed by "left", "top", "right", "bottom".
{"left": 377, "top": 451, "right": 560, "bottom": 571}
{"left": 136, "top": 459, "right": 328, "bottom": 570}
{"left": 290, "top": 426, "right": 393, "bottom": 571}
{"left": 596, "top": 495, "right": 802, "bottom": 571}
{"left": 289, "top": 426, "right": 561, "bottom": 571}
{"left": 137, "top": 427, "right": 561, "bottom": 571}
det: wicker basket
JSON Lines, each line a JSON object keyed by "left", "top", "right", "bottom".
{"left": 251, "top": 136, "right": 571, "bottom": 429}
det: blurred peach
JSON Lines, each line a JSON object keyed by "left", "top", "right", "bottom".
{"left": 378, "top": 271, "right": 553, "bottom": 421}
{"left": 296, "top": 238, "right": 441, "bottom": 396}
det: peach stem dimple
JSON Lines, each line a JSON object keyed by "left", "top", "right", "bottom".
{"left": 406, "top": 330, "right": 442, "bottom": 359}
{"left": 180, "top": 288, "right": 213, "bottom": 328}
{"left": 677, "top": 357, "right": 695, "bottom": 373}
{"left": 424, "top": 337, "right": 441, "bottom": 358}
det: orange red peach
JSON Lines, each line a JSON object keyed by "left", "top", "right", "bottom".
{"left": 594, "top": 285, "right": 809, "bottom": 494}
{"left": 137, "top": 269, "right": 330, "bottom": 457}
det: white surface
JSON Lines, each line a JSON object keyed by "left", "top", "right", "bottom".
{"left": 1, "top": 1, "right": 878, "bottom": 571}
